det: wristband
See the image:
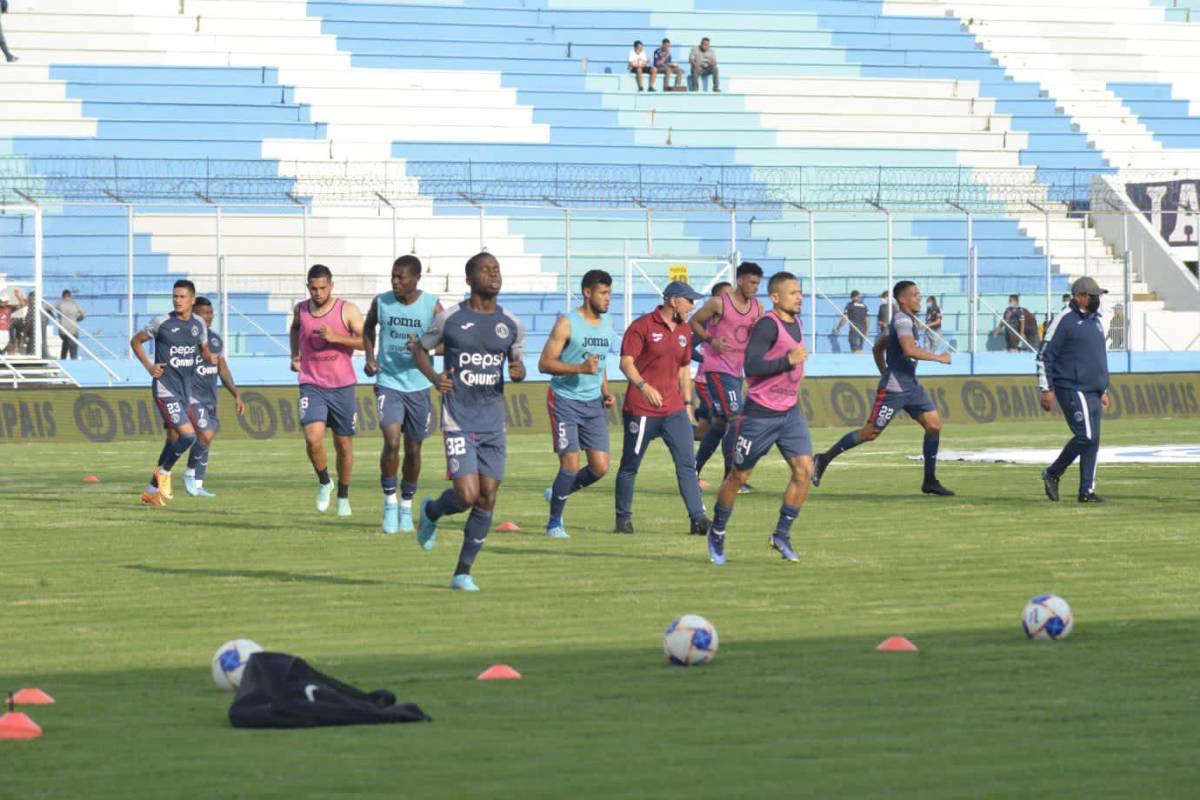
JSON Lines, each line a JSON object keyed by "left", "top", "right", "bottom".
{"left": 636, "top": 380, "right": 647, "bottom": 391}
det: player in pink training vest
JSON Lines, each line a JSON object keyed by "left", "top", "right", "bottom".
{"left": 290, "top": 264, "right": 366, "bottom": 516}
{"left": 689, "top": 262, "right": 763, "bottom": 493}
{"left": 705, "top": 271, "right": 812, "bottom": 565}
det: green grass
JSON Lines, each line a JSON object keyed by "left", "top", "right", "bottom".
{"left": 2, "top": 417, "right": 1199, "bottom": 798}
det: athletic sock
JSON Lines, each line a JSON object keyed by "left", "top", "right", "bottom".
{"left": 156, "top": 440, "right": 173, "bottom": 469}
{"left": 569, "top": 466, "right": 602, "bottom": 494}
{"left": 337, "top": 483, "right": 350, "bottom": 500}
{"left": 189, "top": 440, "right": 210, "bottom": 482}
{"left": 381, "top": 476, "right": 399, "bottom": 506}
{"left": 922, "top": 434, "right": 939, "bottom": 483}
{"left": 824, "top": 430, "right": 861, "bottom": 461}
{"left": 456, "top": 507, "right": 493, "bottom": 573}
{"left": 428, "top": 488, "right": 467, "bottom": 520}
{"left": 400, "top": 480, "right": 418, "bottom": 510}
{"left": 695, "top": 421, "right": 726, "bottom": 474}
{"left": 775, "top": 504, "right": 800, "bottom": 538}
{"left": 160, "top": 433, "right": 194, "bottom": 472}
{"left": 549, "top": 469, "right": 576, "bottom": 518}
{"left": 316, "top": 467, "right": 331, "bottom": 485}
{"left": 185, "top": 468, "right": 196, "bottom": 479}
{"left": 711, "top": 501, "right": 733, "bottom": 533}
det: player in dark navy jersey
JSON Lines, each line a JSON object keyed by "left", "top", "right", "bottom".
{"left": 811, "top": 280, "right": 956, "bottom": 496}
{"left": 129, "top": 279, "right": 218, "bottom": 506}
{"left": 410, "top": 252, "right": 526, "bottom": 592}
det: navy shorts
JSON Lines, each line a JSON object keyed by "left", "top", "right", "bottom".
{"left": 190, "top": 401, "right": 220, "bottom": 434}
{"left": 705, "top": 371, "right": 744, "bottom": 418}
{"left": 729, "top": 406, "right": 813, "bottom": 470}
{"left": 299, "top": 383, "right": 358, "bottom": 437}
{"left": 868, "top": 381, "right": 936, "bottom": 430}
{"left": 694, "top": 380, "right": 712, "bottom": 422}
{"left": 849, "top": 329, "right": 865, "bottom": 352}
{"left": 153, "top": 383, "right": 192, "bottom": 430}
{"left": 375, "top": 385, "right": 432, "bottom": 442}
{"left": 548, "top": 390, "right": 609, "bottom": 454}
{"left": 443, "top": 430, "right": 506, "bottom": 481}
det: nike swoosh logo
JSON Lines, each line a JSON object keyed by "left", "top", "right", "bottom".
{"left": 460, "top": 323, "right": 475, "bottom": 330}
{"left": 556, "top": 495, "right": 569, "bottom": 501}
{"left": 304, "top": 684, "right": 319, "bottom": 702}
{"left": 471, "top": 538, "right": 485, "bottom": 544}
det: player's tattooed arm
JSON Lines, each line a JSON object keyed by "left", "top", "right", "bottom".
{"left": 130, "top": 328, "right": 163, "bottom": 379}
{"left": 217, "top": 357, "right": 246, "bottom": 416}
{"left": 897, "top": 321, "right": 951, "bottom": 366}
{"left": 689, "top": 296, "right": 726, "bottom": 353}
{"left": 320, "top": 301, "right": 366, "bottom": 350}
{"left": 363, "top": 298, "right": 380, "bottom": 376}
{"left": 289, "top": 303, "right": 302, "bottom": 372}
{"left": 872, "top": 334, "right": 887, "bottom": 375}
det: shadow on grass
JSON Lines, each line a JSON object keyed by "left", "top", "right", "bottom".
{"left": 124, "top": 564, "right": 382, "bottom": 586}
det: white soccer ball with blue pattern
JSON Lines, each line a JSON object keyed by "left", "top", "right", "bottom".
{"left": 663, "top": 614, "right": 718, "bottom": 666}
{"left": 1022, "top": 594, "right": 1074, "bottom": 641}
{"left": 211, "top": 638, "right": 263, "bottom": 690}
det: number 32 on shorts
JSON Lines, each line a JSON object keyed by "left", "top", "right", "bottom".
{"left": 445, "top": 436, "right": 467, "bottom": 457}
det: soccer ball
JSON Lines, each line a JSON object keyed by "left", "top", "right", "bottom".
{"left": 663, "top": 614, "right": 719, "bottom": 666}
{"left": 211, "top": 639, "right": 263, "bottom": 690}
{"left": 1021, "top": 594, "right": 1074, "bottom": 641}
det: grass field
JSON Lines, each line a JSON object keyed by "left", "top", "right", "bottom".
{"left": 2, "top": 416, "right": 1199, "bottom": 798}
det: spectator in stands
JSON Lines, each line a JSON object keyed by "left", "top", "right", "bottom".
{"left": 627, "top": 40, "right": 650, "bottom": 92}
{"left": 1107, "top": 303, "right": 1126, "bottom": 350}
{"left": 0, "top": 285, "right": 21, "bottom": 354}
{"left": 833, "top": 290, "right": 870, "bottom": 352}
{"left": 0, "top": 0, "right": 17, "bottom": 63}
{"left": 650, "top": 38, "right": 683, "bottom": 92}
{"left": 924, "top": 295, "right": 942, "bottom": 352}
{"left": 18, "top": 289, "right": 47, "bottom": 356}
{"left": 993, "top": 294, "right": 1029, "bottom": 352}
{"left": 876, "top": 290, "right": 891, "bottom": 335}
{"left": 54, "top": 289, "right": 86, "bottom": 359}
{"left": 688, "top": 37, "right": 719, "bottom": 93}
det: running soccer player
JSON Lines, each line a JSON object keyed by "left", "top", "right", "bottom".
{"left": 691, "top": 282, "right": 730, "bottom": 490}
{"left": 690, "top": 262, "right": 763, "bottom": 487}
{"left": 706, "top": 272, "right": 811, "bottom": 565}
{"left": 410, "top": 252, "right": 526, "bottom": 592}
{"left": 538, "top": 269, "right": 617, "bottom": 539}
{"left": 290, "top": 264, "right": 365, "bottom": 516}
{"left": 811, "top": 280, "right": 955, "bottom": 496}
{"left": 129, "top": 279, "right": 217, "bottom": 506}
{"left": 363, "top": 256, "right": 443, "bottom": 534}
{"left": 179, "top": 296, "right": 245, "bottom": 497}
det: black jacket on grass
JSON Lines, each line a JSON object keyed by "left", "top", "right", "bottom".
{"left": 229, "top": 652, "right": 431, "bottom": 728}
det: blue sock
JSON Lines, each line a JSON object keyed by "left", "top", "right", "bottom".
{"left": 549, "top": 469, "right": 575, "bottom": 519}
{"left": 824, "top": 430, "right": 861, "bottom": 461}
{"left": 711, "top": 501, "right": 733, "bottom": 533}
{"left": 160, "top": 433, "right": 194, "bottom": 472}
{"left": 455, "top": 507, "right": 493, "bottom": 573}
{"left": 188, "top": 441, "right": 209, "bottom": 482}
{"left": 381, "top": 476, "right": 398, "bottom": 501}
{"left": 400, "top": 481, "right": 418, "bottom": 501}
{"left": 570, "top": 466, "right": 603, "bottom": 494}
{"left": 428, "top": 488, "right": 467, "bottom": 520}
{"left": 156, "top": 439, "right": 173, "bottom": 469}
{"left": 922, "top": 434, "right": 939, "bottom": 483}
{"left": 775, "top": 504, "right": 800, "bottom": 538}
{"left": 695, "top": 421, "right": 726, "bottom": 475}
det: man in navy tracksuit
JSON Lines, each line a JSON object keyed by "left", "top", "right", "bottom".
{"left": 1037, "top": 276, "right": 1110, "bottom": 503}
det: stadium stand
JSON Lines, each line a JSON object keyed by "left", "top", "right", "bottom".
{"left": 1, "top": 0, "right": 1198, "bottom": 372}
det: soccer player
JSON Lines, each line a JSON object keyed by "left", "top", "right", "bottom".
{"left": 130, "top": 279, "right": 217, "bottom": 506}
{"left": 1037, "top": 276, "right": 1110, "bottom": 503}
{"left": 179, "top": 296, "right": 245, "bottom": 497}
{"left": 290, "top": 264, "right": 365, "bottom": 516}
{"left": 410, "top": 252, "right": 526, "bottom": 592}
{"left": 691, "top": 282, "right": 730, "bottom": 490}
{"left": 689, "top": 263, "right": 763, "bottom": 487}
{"left": 363, "top": 256, "right": 442, "bottom": 534}
{"left": 538, "top": 269, "right": 617, "bottom": 539}
{"left": 811, "top": 280, "right": 956, "bottom": 496}
{"left": 706, "top": 272, "right": 812, "bottom": 565}
{"left": 614, "top": 281, "right": 710, "bottom": 535}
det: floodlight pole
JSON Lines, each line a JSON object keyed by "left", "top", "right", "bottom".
{"left": 791, "top": 201, "right": 816, "bottom": 349}
{"left": 1029, "top": 200, "right": 1051, "bottom": 323}
{"left": 950, "top": 201, "right": 973, "bottom": 356}
{"left": 291, "top": 192, "right": 309, "bottom": 273}
{"left": 868, "top": 199, "right": 892, "bottom": 323}
{"left": 375, "top": 192, "right": 395, "bottom": 263}
{"left": 105, "top": 190, "right": 135, "bottom": 341}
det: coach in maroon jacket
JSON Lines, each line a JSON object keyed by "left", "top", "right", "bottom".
{"left": 613, "top": 281, "right": 710, "bottom": 535}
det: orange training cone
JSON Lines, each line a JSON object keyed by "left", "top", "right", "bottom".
{"left": 12, "top": 689, "right": 55, "bottom": 705}
{"left": 495, "top": 521, "right": 521, "bottom": 532}
{"left": 83, "top": 474, "right": 100, "bottom": 483}
{"left": 0, "top": 712, "right": 43, "bottom": 740}
{"left": 876, "top": 636, "right": 919, "bottom": 652}
{"left": 477, "top": 664, "right": 522, "bottom": 681}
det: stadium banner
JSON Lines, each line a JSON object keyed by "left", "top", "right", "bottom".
{"left": 1, "top": 373, "right": 1198, "bottom": 443}
{"left": 1125, "top": 180, "right": 1200, "bottom": 254}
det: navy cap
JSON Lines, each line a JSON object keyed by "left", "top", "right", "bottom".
{"left": 662, "top": 280, "right": 705, "bottom": 302}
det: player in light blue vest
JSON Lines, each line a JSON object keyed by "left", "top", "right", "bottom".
{"left": 538, "top": 269, "right": 617, "bottom": 539}
{"left": 363, "top": 256, "right": 443, "bottom": 534}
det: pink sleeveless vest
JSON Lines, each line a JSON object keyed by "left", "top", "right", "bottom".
{"left": 747, "top": 311, "right": 804, "bottom": 412}
{"left": 298, "top": 298, "right": 358, "bottom": 388}
{"left": 703, "top": 292, "right": 761, "bottom": 377}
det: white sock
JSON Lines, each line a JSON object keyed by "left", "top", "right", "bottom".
{"left": 195, "top": 479, "right": 204, "bottom": 489}
{"left": 384, "top": 494, "right": 398, "bottom": 506}
{"left": 185, "top": 468, "right": 196, "bottom": 478}
{"left": 400, "top": 497, "right": 413, "bottom": 510}
{"left": 146, "top": 484, "right": 158, "bottom": 495}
